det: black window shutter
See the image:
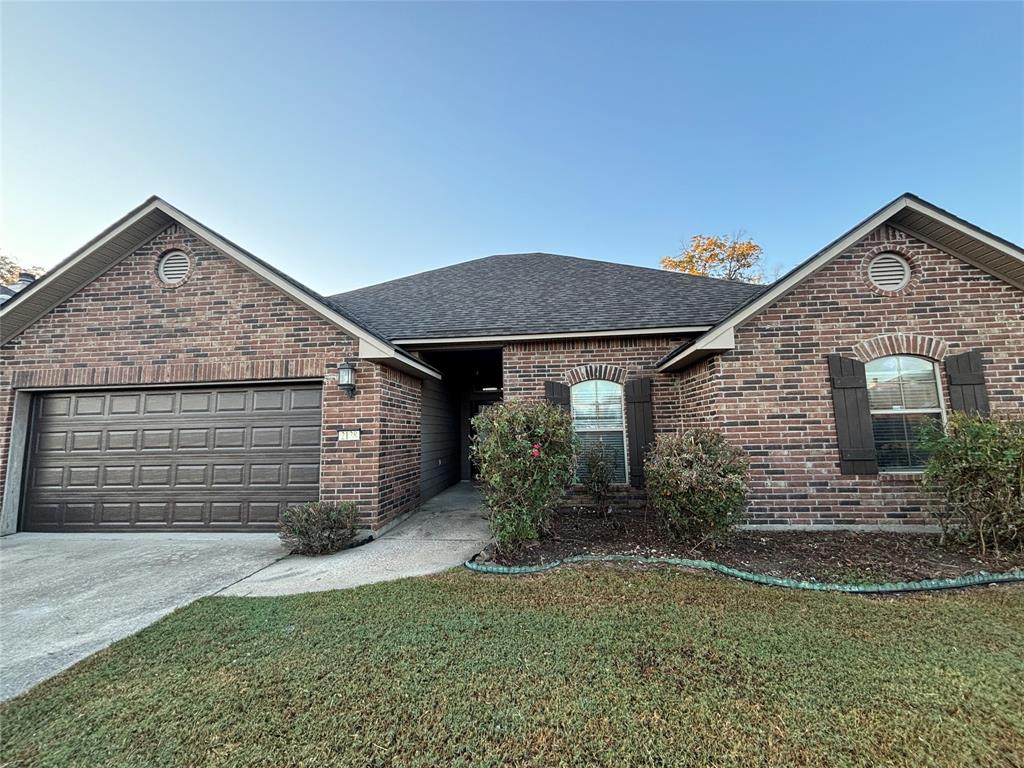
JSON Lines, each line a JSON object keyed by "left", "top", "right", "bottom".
{"left": 827, "top": 354, "right": 878, "bottom": 475}
{"left": 544, "top": 381, "right": 571, "bottom": 412}
{"left": 624, "top": 378, "right": 654, "bottom": 488}
{"left": 945, "top": 350, "right": 990, "bottom": 415}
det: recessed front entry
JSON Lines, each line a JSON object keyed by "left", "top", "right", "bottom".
{"left": 20, "top": 384, "right": 322, "bottom": 532}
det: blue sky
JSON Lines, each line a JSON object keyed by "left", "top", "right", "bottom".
{"left": 2, "top": 1, "right": 1021, "bottom": 293}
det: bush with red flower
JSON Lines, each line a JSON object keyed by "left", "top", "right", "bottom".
{"left": 470, "top": 400, "right": 577, "bottom": 552}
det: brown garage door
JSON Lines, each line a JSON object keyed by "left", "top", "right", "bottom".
{"left": 21, "top": 384, "right": 322, "bottom": 532}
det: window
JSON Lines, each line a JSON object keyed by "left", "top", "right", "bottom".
{"left": 865, "top": 356, "right": 943, "bottom": 471}
{"left": 570, "top": 379, "right": 627, "bottom": 484}
{"left": 157, "top": 250, "right": 191, "bottom": 285}
{"left": 867, "top": 253, "right": 911, "bottom": 291}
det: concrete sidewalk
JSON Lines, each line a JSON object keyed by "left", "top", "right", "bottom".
{"left": 220, "top": 483, "right": 490, "bottom": 597}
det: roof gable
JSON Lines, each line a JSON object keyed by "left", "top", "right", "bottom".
{"left": 0, "top": 197, "right": 439, "bottom": 379}
{"left": 329, "top": 252, "right": 766, "bottom": 342}
{"left": 658, "top": 193, "right": 1024, "bottom": 371}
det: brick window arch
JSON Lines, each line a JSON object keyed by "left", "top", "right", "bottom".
{"left": 851, "top": 334, "right": 948, "bottom": 363}
{"left": 565, "top": 364, "right": 626, "bottom": 387}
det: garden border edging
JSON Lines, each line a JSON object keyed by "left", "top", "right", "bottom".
{"left": 464, "top": 553, "right": 1024, "bottom": 594}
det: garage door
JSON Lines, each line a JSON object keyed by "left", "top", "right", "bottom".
{"left": 21, "top": 384, "right": 322, "bottom": 532}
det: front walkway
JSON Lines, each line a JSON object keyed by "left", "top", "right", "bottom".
{"left": 221, "top": 482, "right": 490, "bottom": 597}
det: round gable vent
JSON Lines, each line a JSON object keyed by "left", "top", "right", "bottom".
{"left": 157, "top": 250, "right": 191, "bottom": 285}
{"left": 867, "top": 252, "right": 910, "bottom": 291}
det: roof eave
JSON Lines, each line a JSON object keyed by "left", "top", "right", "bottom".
{"left": 658, "top": 194, "right": 1024, "bottom": 373}
{"left": 0, "top": 197, "right": 441, "bottom": 380}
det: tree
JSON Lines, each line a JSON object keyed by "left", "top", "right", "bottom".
{"left": 661, "top": 232, "right": 764, "bottom": 283}
{"left": 0, "top": 252, "right": 45, "bottom": 285}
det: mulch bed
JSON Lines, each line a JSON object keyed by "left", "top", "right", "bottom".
{"left": 491, "top": 506, "right": 1024, "bottom": 583}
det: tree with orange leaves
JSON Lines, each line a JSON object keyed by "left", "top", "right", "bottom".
{"left": 661, "top": 232, "right": 764, "bottom": 283}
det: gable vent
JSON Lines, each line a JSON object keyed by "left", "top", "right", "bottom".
{"left": 157, "top": 251, "right": 191, "bottom": 285}
{"left": 867, "top": 253, "right": 910, "bottom": 291}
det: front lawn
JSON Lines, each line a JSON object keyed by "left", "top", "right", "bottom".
{"left": 2, "top": 568, "right": 1022, "bottom": 768}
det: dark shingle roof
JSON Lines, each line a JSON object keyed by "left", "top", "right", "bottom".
{"left": 328, "top": 253, "right": 767, "bottom": 341}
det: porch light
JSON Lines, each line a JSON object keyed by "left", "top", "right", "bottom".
{"left": 337, "top": 363, "right": 356, "bottom": 396}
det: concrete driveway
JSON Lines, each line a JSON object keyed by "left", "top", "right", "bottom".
{"left": 0, "top": 532, "right": 287, "bottom": 701}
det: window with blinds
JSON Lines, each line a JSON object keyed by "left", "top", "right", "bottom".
{"left": 865, "top": 355, "right": 943, "bottom": 471}
{"left": 570, "top": 379, "right": 627, "bottom": 483}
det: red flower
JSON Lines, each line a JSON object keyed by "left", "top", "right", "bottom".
{"left": 531, "top": 448, "right": 541, "bottom": 458}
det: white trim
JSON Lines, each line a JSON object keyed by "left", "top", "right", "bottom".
{"left": 570, "top": 379, "right": 629, "bottom": 485}
{"left": 3, "top": 201, "right": 163, "bottom": 309}
{"left": 903, "top": 197, "right": 1024, "bottom": 261}
{"left": 0, "top": 197, "right": 439, "bottom": 380}
{"left": 866, "top": 356, "right": 946, "bottom": 472}
{"left": 394, "top": 326, "right": 711, "bottom": 346}
{"left": 659, "top": 198, "right": 909, "bottom": 371}
{"left": 149, "top": 200, "right": 440, "bottom": 380}
{"left": 658, "top": 195, "right": 1024, "bottom": 372}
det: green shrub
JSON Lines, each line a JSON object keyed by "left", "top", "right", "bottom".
{"left": 581, "top": 443, "right": 615, "bottom": 515}
{"left": 644, "top": 429, "right": 749, "bottom": 541}
{"left": 279, "top": 501, "right": 360, "bottom": 555}
{"left": 470, "top": 400, "right": 577, "bottom": 552}
{"left": 921, "top": 411, "right": 1024, "bottom": 554}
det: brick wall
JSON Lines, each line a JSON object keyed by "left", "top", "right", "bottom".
{"left": 377, "top": 366, "right": 423, "bottom": 528}
{"left": 503, "top": 335, "right": 687, "bottom": 434}
{"left": 0, "top": 224, "right": 421, "bottom": 529}
{"left": 503, "top": 336, "right": 688, "bottom": 506}
{"left": 710, "top": 224, "right": 1024, "bottom": 526}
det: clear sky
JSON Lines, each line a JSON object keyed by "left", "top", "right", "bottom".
{"left": 2, "top": 1, "right": 1022, "bottom": 293}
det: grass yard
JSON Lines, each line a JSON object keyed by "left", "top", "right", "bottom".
{"left": 2, "top": 567, "right": 1022, "bottom": 768}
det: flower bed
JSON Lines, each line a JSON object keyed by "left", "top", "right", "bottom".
{"left": 491, "top": 506, "right": 1024, "bottom": 583}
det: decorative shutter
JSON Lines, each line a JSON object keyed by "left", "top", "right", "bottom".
{"left": 624, "top": 378, "right": 654, "bottom": 488}
{"left": 544, "top": 381, "right": 571, "bottom": 412}
{"left": 827, "top": 354, "right": 878, "bottom": 475}
{"left": 945, "top": 350, "right": 990, "bottom": 415}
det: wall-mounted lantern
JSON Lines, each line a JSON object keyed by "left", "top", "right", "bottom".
{"left": 337, "top": 363, "right": 356, "bottom": 397}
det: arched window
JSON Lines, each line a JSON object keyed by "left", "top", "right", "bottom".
{"left": 865, "top": 355, "right": 944, "bottom": 471}
{"left": 570, "top": 379, "right": 627, "bottom": 484}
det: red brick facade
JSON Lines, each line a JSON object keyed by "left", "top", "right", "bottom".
{"left": 704, "top": 224, "right": 1024, "bottom": 526}
{"left": 0, "top": 224, "right": 421, "bottom": 530}
{"left": 3, "top": 217, "right": 1021, "bottom": 533}
{"left": 500, "top": 226, "right": 1023, "bottom": 526}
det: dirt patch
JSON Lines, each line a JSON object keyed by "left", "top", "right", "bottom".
{"left": 492, "top": 506, "right": 1024, "bottom": 583}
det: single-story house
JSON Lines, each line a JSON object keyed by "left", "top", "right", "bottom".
{"left": 1, "top": 194, "right": 1021, "bottom": 535}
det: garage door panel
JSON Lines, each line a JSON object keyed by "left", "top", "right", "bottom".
{"left": 144, "top": 393, "right": 176, "bottom": 414}
{"left": 66, "top": 503, "right": 96, "bottom": 524}
{"left": 73, "top": 396, "right": 106, "bottom": 416}
{"left": 36, "top": 432, "right": 68, "bottom": 453}
{"left": 214, "top": 428, "right": 245, "bottom": 449}
{"left": 110, "top": 394, "right": 141, "bottom": 415}
{"left": 106, "top": 430, "right": 138, "bottom": 451}
{"left": 22, "top": 384, "right": 322, "bottom": 532}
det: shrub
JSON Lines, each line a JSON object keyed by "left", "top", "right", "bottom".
{"left": 921, "top": 412, "right": 1024, "bottom": 555}
{"left": 470, "top": 400, "right": 577, "bottom": 552}
{"left": 644, "top": 429, "right": 749, "bottom": 541}
{"left": 279, "top": 501, "right": 360, "bottom": 556}
{"left": 581, "top": 443, "right": 615, "bottom": 515}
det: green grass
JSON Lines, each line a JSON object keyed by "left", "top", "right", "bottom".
{"left": 2, "top": 568, "right": 1022, "bottom": 768}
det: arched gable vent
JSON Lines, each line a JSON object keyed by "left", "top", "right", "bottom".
{"left": 157, "top": 250, "right": 191, "bottom": 285}
{"left": 867, "top": 252, "right": 911, "bottom": 291}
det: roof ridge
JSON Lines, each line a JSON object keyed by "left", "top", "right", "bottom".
{"left": 331, "top": 251, "right": 764, "bottom": 299}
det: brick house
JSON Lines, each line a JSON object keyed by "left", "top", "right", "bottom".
{"left": 1, "top": 194, "right": 1021, "bottom": 535}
